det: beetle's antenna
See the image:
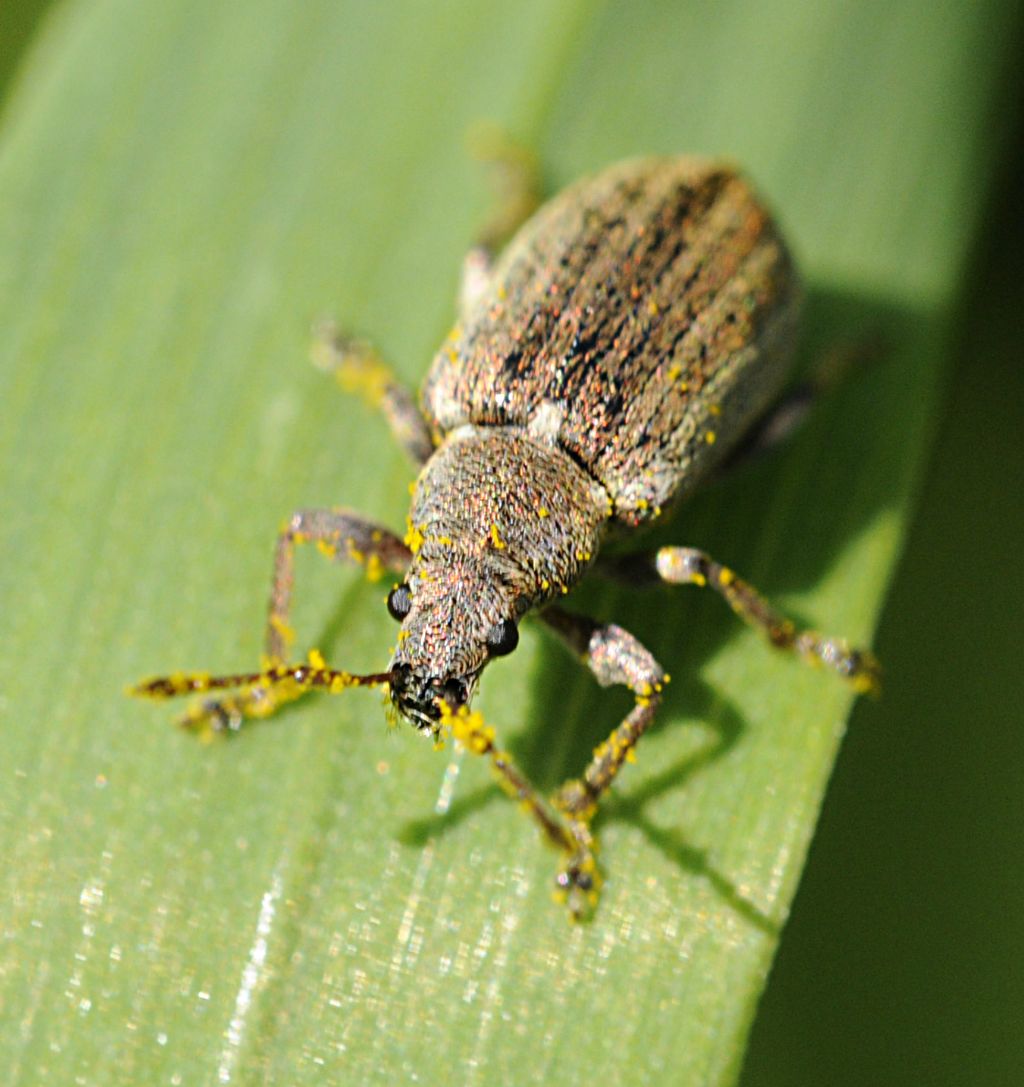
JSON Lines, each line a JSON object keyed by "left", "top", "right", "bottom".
{"left": 130, "top": 654, "right": 394, "bottom": 700}
{"left": 129, "top": 649, "right": 395, "bottom": 732}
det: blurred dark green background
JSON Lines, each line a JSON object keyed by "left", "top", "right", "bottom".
{"left": 742, "top": 118, "right": 1024, "bottom": 1086}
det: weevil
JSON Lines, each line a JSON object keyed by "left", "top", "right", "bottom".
{"left": 133, "top": 153, "right": 880, "bottom": 918}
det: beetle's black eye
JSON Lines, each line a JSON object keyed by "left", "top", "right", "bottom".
{"left": 486, "top": 618, "right": 519, "bottom": 657}
{"left": 386, "top": 583, "right": 411, "bottom": 621}
{"left": 441, "top": 677, "right": 468, "bottom": 707}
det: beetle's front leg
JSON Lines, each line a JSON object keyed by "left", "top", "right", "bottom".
{"left": 263, "top": 507, "right": 412, "bottom": 661}
{"left": 178, "top": 509, "right": 411, "bottom": 732}
{"left": 599, "top": 547, "right": 881, "bottom": 693}
{"left": 539, "top": 606, "right": 670, "bottom": 913}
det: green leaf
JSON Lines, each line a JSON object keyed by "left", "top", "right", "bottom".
{"left": 0, "top": 2, "right": 1017, "bottom": 1084}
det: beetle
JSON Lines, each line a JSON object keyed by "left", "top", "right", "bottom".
{"left": 133, "top": 154, "right": 880, "bottom": 918}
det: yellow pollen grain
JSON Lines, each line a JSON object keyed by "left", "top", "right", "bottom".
{"left": 404, "top": 521, "right": 426, "bottom": 554}
{"left": 705, "top": 430, "right": 717, "bottom": 445}
{"left": 489, "top": 523, "right": 506, "bottom": 550}
{"left": 854, "top": 674, "right": 879, "bottom": 695}
{"left": 538, "top": 507, "right": 549, "bottom": 518}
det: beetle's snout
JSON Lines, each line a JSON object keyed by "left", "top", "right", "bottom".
{"left": 389, "top": 664, "right": 470, "bottom": 731}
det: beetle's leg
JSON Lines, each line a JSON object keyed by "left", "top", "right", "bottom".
{"left": 264, "top": 508, "right": 411, "bottom": 661}
{"left": 598, "top": 547, "right": 881, "bottom": 694}
{"left": 177, "top": 509, "right": 411, "bottom": 732}
{"left": 538, "top": 606, "right": 670, "bottom": 914}
{"left": 718, "top": 381, "right": 818, "bottom": 468}
{"left": 718, "top": 339, "right": 880, "bottom": 472}
{"left": 437, "top": 702, "right": 598, "bottom": 920}
{"left": 459, "top": 130, "right": 541, "bottom": 318}
{"left": 311, "top": 320, "right": 434, "bottom": 465}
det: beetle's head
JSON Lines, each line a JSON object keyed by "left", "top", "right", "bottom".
{"left": 386, "top": 660, "right": 477, "bottom": 731}
{"left": 383, "top": 569, "right": 523, "bottom": 733}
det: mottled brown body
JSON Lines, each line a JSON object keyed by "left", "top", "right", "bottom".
{"left": 134, "top": 154, "right": 879, "bottom": 918}
{"left": 423, "top": 159, "right": 800, "bottom": 525}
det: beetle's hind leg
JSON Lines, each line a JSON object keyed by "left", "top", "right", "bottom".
{"left": 312, "top": 320, "right": 434, "bottom": 465}
{"left": 157, "top": 510, "right": 411, "bottom": 733}
{"left": 459, "top": 129, "right": 541, "bottom": 318}
{"left": 598, "top": 547, "right": 881, "bottom": 694}
{"left": 717, "top": 338, "right": 881, "bottom": 473}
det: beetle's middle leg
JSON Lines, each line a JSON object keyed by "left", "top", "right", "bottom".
{"left": 311, "top": 320, "right": 434, "bottom": 465}
{"left": 178, "top": 509, "right": 411, "bottom": 732}
{"left": 598, "top": 547, "right": 881, "bottom": 693}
